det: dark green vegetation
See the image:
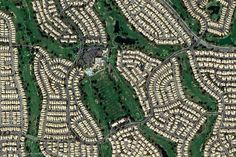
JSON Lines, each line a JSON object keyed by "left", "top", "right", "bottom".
{"left": 19, "top": 47, "right": 43, "bottom": 157}
{"left": 139, "top": 125, "right": 177, "bottom": 157}
{"left": 190, "top": 115, "right": 217, "bottom": 157}
{"left": 81, "top": 68, "right": 144, "bottom": 136}
{"left": 205, "top": 1, "right": 222, "bottom": 21}
{"left": 99, "top": 141, "right": 112, "bottom": 157}
{"left": 179, "top": 53, "right": 217, "bottom": 112}
{"left": 178, "top": 53, "right": 218, "bottom": 157}
{"left": 168, "top": 0, "right": 200, "bottom": 33}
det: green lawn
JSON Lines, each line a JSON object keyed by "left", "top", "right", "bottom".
{"left": 139, "top": 125, "right": 177, "bottom": 157}
{"left": 179, "top": 53, "right": 217, "bottom": 112}
{"left": 190, "top": 115, "right": 217, "bottom": 157}
{"left": 82, "top": 78, "right": 110, "bottom": 135}
{"left": 81, "top": 68, "right": 144, "bottom": 136}
{"left": 168, "top": 0, "right": 200, "bottom": 34}
{"left": 99, "top": 141, "right": 112, "bottom": 157}
{"left": 81, "top": 68, "right": 144, "bottom": 156}
{"left": 205, "top": 1, "right": 223, "bottom": 21}
{"left": 19, "top": 47, "right": 43, "bottom": 157}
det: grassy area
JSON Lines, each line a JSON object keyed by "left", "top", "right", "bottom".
{"left": 168, "top": 0, "right": 200, "bottom": 34}
{"left": 205, "top": 1, "right": 223, "bottom": 21}
{"left": 139, "top": 125, "right": 177, "bottom": 157}
{"left": 81, "top": 68, "right": 144, "bottom": 136}
{"left": 81, "top": 68, "right": 144, "bottom": 156}
{"left": 19, "top": 47, "right": 43, "bottom": 157}
{"left": 179, "top": 53, "right": 217, "bottom": 112}
{"left": 81, "top": 78, "right": 110, "bottom": 135}
{"left": 190, "top": 115, "right": 217, "bottom": 157}
{"left": 99, "top": 141, "right": 112, "bottom": 157}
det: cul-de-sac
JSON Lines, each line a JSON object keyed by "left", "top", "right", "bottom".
{"left": 0, "top": 0, "right": 236, "bottom": 157}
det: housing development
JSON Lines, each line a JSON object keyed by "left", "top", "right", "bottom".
{"left": 0, "top": 12, "right": 28, "bottom": 156}
{"left": 0, "top": 0, "right": 236, "bottom": 157}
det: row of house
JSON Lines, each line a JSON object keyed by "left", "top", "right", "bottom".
{"left": 39, "top": 141, "right": 99, "bottom": 157}
{"left": 33, "top": 0, "right": 107, "bottom": 46}
{"left": 146, "top": 58, "right": 206, "bottom": 157}
{"left": 0, "top": 11, "right": 28, "bottom": 156}
{"left": 34, "top": 47, "right": 103, "bottom": 157}
{"left": 62, "top": 1, "right": 107, "bottom": 45}
{"left": 0, "top": 12, "right": 16, "bottom": 43}
{"left": 32, "top": 0, "right": 78, "bottom": 43}
{"left": 117, "top": 50, "right": 161, "bottom": 116}
{"left": 183, "top": 0, "right": 236, "bottom": 36}
{"left": 116, "top": 50, "right": 207, "bottom": 157}
{"left": 110, "top": 117, "right": 130, "bottom": 129}
{"left": 59, "top": 0, "right": 95, "bottom": 8}
{"left": 33, "top": 0, "right": 108, "bottom": 69}
{"left": 115, "top": 0, "right": 192, "bottom": 45}
{"left": 60, "top": 0, "right": 95, "bottom": 7}
{"left": 188, "top": 50, "right": 236, "bottom": 156}
{"left": 109, "top": 125, "right": 162, "bottom": 157}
